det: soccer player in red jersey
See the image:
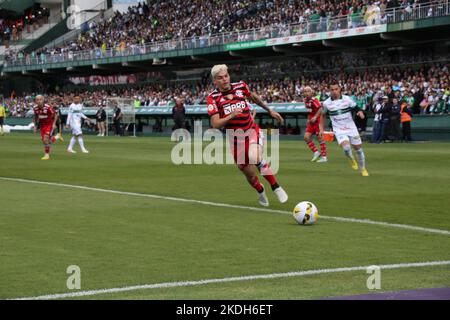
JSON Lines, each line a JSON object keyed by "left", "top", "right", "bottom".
{"left": 207, "top": 64, "right": 288, "bottom": 207}
{"left": 303, "top": 86, "right": 327, "bottom": 162}
{"left": 33, "top": 95, "right": 58, "bottom": 160}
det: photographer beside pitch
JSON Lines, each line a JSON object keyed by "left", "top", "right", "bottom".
{"left": 318, "top": 82, "right": 369, "bottom": 177}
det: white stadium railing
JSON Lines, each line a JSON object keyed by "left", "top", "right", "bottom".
{"left": 3, "top": 1, "right": 450, "bottom": 68}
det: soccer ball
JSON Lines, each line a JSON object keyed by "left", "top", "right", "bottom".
{"left": 293, "top": 201, "right": 319, "bottom": 225}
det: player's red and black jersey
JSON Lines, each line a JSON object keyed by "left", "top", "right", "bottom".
{"left": 207, "top": 81, "right": 255, "bottom": 131}
{"left": 305, "top": 97, "right": 322, "bottom": 120}
{"left": 33, "top": 104, "right": 55, "bottom": 126}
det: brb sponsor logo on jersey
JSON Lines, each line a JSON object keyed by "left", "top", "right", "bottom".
{"left": 223, "top": 101, "right": 246, "bottom": 115}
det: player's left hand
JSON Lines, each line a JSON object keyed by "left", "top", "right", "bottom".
{"left": 357, "top": 111, "right": 365, "bottom": 119}
{"left": 269, "top": 110, "right": 284, "bottom": 124}
{"left": 318, "top": 130, "right": 324, "bottom": 140}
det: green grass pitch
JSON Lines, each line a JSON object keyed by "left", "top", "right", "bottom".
{"left": 0, "top": 133, "right": 449, "bottom": 299}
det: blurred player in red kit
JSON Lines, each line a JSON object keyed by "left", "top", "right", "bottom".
{"left": 33, "top": 95, "right": 59, "bottom": 160}
{"left": 303, "top": 86, "right": 327, "bottom": 162}
{"left": 207, "top": 64, "right": 288, "bottom": 207}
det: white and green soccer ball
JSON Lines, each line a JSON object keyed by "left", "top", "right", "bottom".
{"left": 293, "top": 201, "right": 319, "bottom": 225}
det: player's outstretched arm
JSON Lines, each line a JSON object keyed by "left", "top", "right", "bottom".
{"left": 250, "top": 91, "right": 284, "bottom": 124}
{"left": 32, "top": 114, "right": 38, "bottom": 133}
{"left": 348, "top": 96, "right": 364, "bottom": 119}
{"left": 318, "top": 112, "right": 326, "bottom": 140}
{"left": 311, "top": 107, "right": 323, "bottom": 124}
{"left": 210, "top": 109, "right": 242, "bottom": 129}
{"left": 54, "top": 110, "right": 60, "bottom": 128}
{"left": 66, "top": 108, "right": 72, "bottom": 128}
{"left": 82, "top": 115, "right": 91, "bottom": 124}
{"left": 357, "top": 110, "right": 365, "bottom": 119}
{"left": 80, "top": 108, "right": 91, "bottom": 123}
{"left": 52, "top": 113, "right": 58, "bottom": 130}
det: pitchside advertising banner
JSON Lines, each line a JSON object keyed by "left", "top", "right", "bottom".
{"left": 267, "top": 24, "right": 387, "bottom": 45}
{"left": 225, "top": 40, "right": 267, "bottom": 51}
{"left": 57, "top": 103, "right": 308, "bottom": 116}
{"left": 136, "top": 103, "right": 308, "bottom": 115}
{"left": 227, "top": 25, "right": 387, "bottom": 50}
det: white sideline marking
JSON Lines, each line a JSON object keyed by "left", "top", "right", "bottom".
{"left": 1, "top": 176, "right": 450, "bottom": 236}
{"left": 11, "top": 261, "right": 450, "bottom": 300}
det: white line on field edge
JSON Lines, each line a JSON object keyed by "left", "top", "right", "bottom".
{"left": 11, "top": 260, "right": 450, "bottom": 300}
{"left": 1, "top": 176, "right": 449, "bottom": 236}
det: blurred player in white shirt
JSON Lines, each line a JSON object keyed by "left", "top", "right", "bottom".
{"left": 319, "top": 82, "right": 369, "bottom": 177}
{"left": 66, "top": 95, "right": 91, "bottom": 154}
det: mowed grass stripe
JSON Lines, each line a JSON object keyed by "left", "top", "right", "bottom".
{"left": 12, "top": 260, "right": 450, "bottom": 300}
{"left": 1, "top": 176, "right": 449, "bottom": 236}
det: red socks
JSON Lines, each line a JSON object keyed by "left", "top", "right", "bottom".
{"left": 257, "top": 161, "right": 278, "bottom": 190}
{"left": 251, "top": 176, "right": 264, "bottom": 193}
{"left": 307, "top": 141, "right": 318, "bottom": 153}
{"left": 320, "top": 142, "right": 327, "bottom": 157}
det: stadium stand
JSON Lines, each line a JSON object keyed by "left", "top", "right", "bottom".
{"left": 3, "top": 0, "right": 449, "bottom": 66}
{"left": 0, "top": 0, "right": 448, "bottom": 139}
{"left": 2, "top": 58, "right": 449, "bottom": 117}
{"left": 1, "top": 3, "right": 53, "bottom": 46}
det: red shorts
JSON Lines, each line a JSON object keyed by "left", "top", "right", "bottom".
{"left": 40, "top": 124, "right": 53, "bottom": 141}
{"left": 229, "top": 125, "right": 264, "bottom": 169}
{"left": 306, "top": 122, "right": 320, "bottom": 135}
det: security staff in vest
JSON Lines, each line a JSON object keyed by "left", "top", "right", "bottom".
{"left": 401, "top": 101, "right": 413, "bottom": 142}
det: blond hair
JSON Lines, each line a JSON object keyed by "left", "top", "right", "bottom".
{"left": 211, "top": 64, "right": 228, "bottom": 79}
{"left": 303, "top": 86, "right": 313, "bottom": 93}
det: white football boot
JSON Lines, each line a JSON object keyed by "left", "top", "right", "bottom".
{"left": 258, "top": 190, "right": 269, "bottom": 207}
{"left": 274, "top": 187, "right": 288, "bottom": 203}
